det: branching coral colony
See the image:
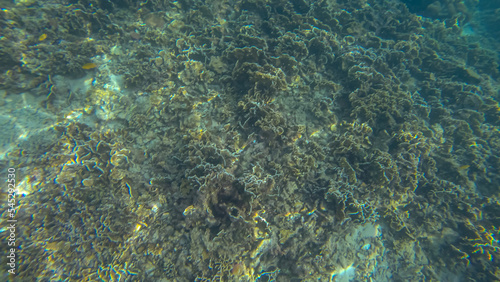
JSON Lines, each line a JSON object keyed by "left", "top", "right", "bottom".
{"left": 1, "top": 0, "right": 499, "bottom": 281}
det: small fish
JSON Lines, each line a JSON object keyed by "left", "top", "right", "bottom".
{"left": 458, "top": 165, "right": 470, "bottom": 170}
{"left": 39, "top": 33, "right": 47, "bottom": 41}
{"left": 82, "top": 63, "right": 97, "bottom": 69}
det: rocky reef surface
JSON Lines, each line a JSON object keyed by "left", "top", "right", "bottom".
{"left": 0, "top": 0, "right": 499, "bottom": 281}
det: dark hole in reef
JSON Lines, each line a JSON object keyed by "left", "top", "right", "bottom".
{"left": 401, "top": 0, "right": 436, "bottom": 15}
{"left": 291, "top": 0, "right": 310, "bottom": 14}
{"left": 230, "top": 209, "right": 239, "bottom": 217}
{"left": 209, "top": 225, "right": 221, "bottom": 238}
{"left": 413, "top": 182, "right": 433, "bottom": 196}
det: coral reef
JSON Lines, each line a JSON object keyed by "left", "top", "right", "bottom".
{"left": 1, "top": 0, "right": 499, "bottom": 281}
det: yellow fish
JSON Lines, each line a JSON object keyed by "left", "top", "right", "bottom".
{"left": 39, "top": 33, "right": 47, "bottom": 41}
{"left": 82, "top": 63, "right": 97, "bottom": 69}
